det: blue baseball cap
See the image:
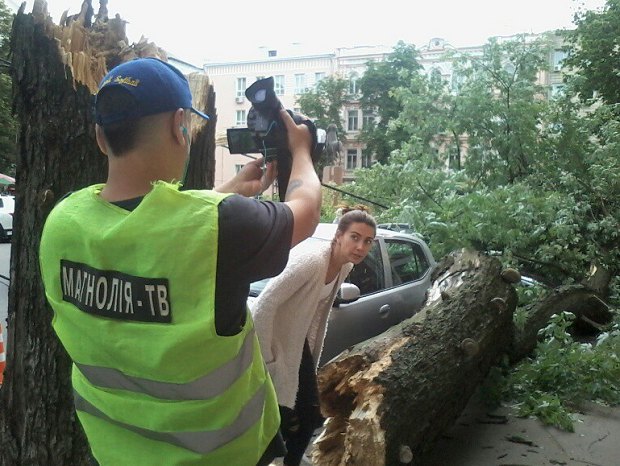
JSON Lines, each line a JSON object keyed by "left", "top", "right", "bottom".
{"left": 94, "top": 57, "right": 210, "bottom": 126}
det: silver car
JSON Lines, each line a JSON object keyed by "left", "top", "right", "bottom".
{"left": 248, "top": 223, "right": 437, "bottom": 365}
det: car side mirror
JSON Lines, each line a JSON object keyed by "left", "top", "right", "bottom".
{"left": 334, "top": 283, "right": 361, "bottom": 307}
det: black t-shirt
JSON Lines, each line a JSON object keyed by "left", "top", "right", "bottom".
{"left": 113, "top": 193, "right": 293, "bottom": 336}
{"left": 215, "top": 194, "right": 293, "bottom": 335}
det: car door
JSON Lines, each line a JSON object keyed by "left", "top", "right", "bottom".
{"left": 382, "top": 238, "right": 434, "bottom": 319}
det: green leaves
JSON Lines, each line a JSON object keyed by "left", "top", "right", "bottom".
{"left": 359, "top": 42, "right": 423, "bottom": 163}
{"left": 503, "top": 311, "right": 620, "bottom": 431}
{"left": 564, "top": 0, "right": 620, "bottom": 104}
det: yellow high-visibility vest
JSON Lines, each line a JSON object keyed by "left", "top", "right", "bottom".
{"left": 39, "top": 182, "right": 280, "bottom": 465}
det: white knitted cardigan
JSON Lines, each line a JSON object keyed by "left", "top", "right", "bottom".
{"left": 251, "top": 240, "right": 353, "bottom": 408}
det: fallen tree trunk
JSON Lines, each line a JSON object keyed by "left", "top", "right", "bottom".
{"left": 314, "top": 249, "right": 518, "bottom": 466}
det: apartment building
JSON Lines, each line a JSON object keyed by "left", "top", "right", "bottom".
{"left": 203, "top": 35, "right": 567, "bottom": 188}
{"left": 204, "top": 45, "right": 393, "bottom": 186}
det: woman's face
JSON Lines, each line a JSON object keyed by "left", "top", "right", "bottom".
{"left": 335, "top": 222, "right": 376, "bottom": 264}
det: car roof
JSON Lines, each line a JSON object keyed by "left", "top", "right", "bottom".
{"left": 311, "top": 223, "right": 421, "bottom": 242}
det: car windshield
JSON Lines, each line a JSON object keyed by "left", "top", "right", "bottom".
{"left": 248, "top": 237, "right": 326, "bottom": 297}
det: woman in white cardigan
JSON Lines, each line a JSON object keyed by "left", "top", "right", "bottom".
{"left": 251, "top": 209, "right": 376, "bottom": 466}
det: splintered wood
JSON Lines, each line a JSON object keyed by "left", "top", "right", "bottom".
{"left": 31, "top": 0, "right": 167, "bottom": 93}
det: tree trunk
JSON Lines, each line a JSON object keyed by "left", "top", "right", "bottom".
{"left": 183, "top": 73, "right": 217, "bottom": 190}
{"left": 0, "top": 8, "right": 104, "bottom": 465}
{"left": 313, "top": 250, "right": 517, "bottom": 466}
{"left": 0, "top": 3, "right": 215, "bottom": 464}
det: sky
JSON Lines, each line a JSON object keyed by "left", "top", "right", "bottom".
{"left": 8, "top": 0, "right": 608, "bottom": 65}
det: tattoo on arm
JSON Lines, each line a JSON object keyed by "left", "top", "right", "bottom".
{"left": 284, "top": 179, "right": 303, "bottom": 201}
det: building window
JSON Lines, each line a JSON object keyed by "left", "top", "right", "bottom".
{"left": 347, "top": 109, "right": 359, "bottom": 131}
{"left": 294, "top": 74, "right": 306, "bottom": 94}
{"left": 346, "top": 149, "right": 358, "bottom": 169}
{"left": 553, "top": 50, "right": 568, "bottom": 71}
{"left": 429, "top": 67, "right": 443, "bottom": 82}
{"left": 236, "top": 77, "right": 246, "bottom": 98}
{"left": 235, "top": 164, "right": 244, "bottom": 174}
{"left": 361, "top": 151, "right": 372, "bottom": 168}
{"left": 550, "top": 83, "right": 566, "bottom": 99}
{"left": 451, "top": 72, "right": 465, "bottom": 93}
{"left": 274, "top": 75, "right": 285, "bottom": 95}
{"left": 235, "top": 110, "right": 246, "bottom": 126}
{"left": 362, "top": 109, "right": 375, "bottom": 127}
{"left": 349, "top": 72, "right": 359, "bottom": 95}
{"left": 268, "top": 50, "right": 277, "bottom": 57}
{"left": 314, "top": 72, "right": 326, "bottom": 89}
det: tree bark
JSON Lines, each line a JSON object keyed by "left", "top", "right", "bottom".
{"left": 183, "top": 73, "right": 217, "bottom": 190}
{"left": 0, "top": 3, "right": 215, "bottom": 464}
{"left": 313, "top": 249, "right": 517, "bottom": 466}
{"left": 0, "top": 8, "right": 104, "bottom": 465}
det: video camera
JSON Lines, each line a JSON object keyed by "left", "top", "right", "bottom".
{"left": 226, "top": 77, "right": 325, "bottom": 200}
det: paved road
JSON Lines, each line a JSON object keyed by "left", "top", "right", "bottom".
{"left": 1, "top": 242, "right": 10, "bottom": 350}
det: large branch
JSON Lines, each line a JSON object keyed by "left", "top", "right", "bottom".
{"left": 313, "top": 249, "right": 518, "bottom": 465}
{"left": 510, "top": 284, "right": 612, "bottom": 363}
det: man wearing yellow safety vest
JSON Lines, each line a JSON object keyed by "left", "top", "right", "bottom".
{"left": 39, "top": 57, "right": 321, "bottom": 465}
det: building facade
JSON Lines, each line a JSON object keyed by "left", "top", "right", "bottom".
{"left": 203, "top": 35, "right": 567, "bottom": 188}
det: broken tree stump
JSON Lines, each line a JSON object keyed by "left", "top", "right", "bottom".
{"left": 313, "top": 249, "right": 518, "bottom": 466}
{"left": 0, "top": 2, "right": 215, "bottom": 464}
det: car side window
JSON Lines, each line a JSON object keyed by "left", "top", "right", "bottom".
{"left": 385, "top": 240, "right": 430, "bottom": 285}
{"left": 346, "top": 240, "right": 385, "bottom": 296}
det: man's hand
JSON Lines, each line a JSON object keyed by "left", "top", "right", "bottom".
{"left": 280, "top": 109, "right": 312, "bottom": 160}
{"left": 215, "top": 157, "right": 277, "bottom": 197}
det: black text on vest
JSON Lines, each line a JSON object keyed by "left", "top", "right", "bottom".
{"left": 60, "top": 259, "right": 172, "bottom": 323}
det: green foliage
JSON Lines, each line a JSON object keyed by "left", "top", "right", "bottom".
{"left": 297, "top": 76, "right": 349, "bottom": 174}
{"left": 0, "top": 0, "right": 11, "bottom": 56}
{"left": 297, "top": 76, "right": 348, "bottom": 139}
{"left": 513, "top": 282, "right": 547, "bottom": 331}
{"left": 451, "top": 36, "right": 550, "bottom": 185}
{"left": 564, "top": 0, "right": 620, "bottom": 104}
{"left": 358, "top": 41, "right": 423, "bottom": 163}
{"left": 390, "top": 71, "right": 463, "bottom": 169}
{"left": 0, "top": 72, "right": 15, "bottom": 172}
{"left": 502, "top": 311, "right": 620, "bottom": 430}
{"left": 532, "top": 101, "right": 620, "bottom": 278}
{"left": 343, "top": 147, "right": 608, "bottom": 285}
{"left": 319, "top": 184, "right": 342, "bottom": 223}
{"left": 341, "top": 31, "right": 620, "bottom": 287}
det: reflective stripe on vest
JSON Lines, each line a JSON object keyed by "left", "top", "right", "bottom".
{"left": 74, "top": 385, "right": 267, "bottom": 455}
{"left": 74, "top": 328, "right": 255, "bottom": 400}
